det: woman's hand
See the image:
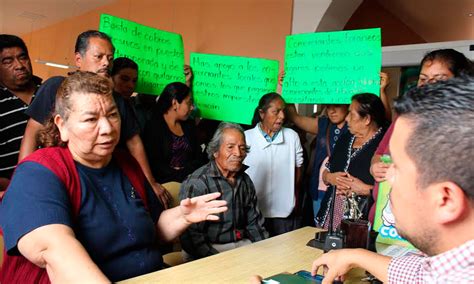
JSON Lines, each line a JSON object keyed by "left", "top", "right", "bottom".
{"left": 180, "top": 192, "right": 228, "bottom": 224}
{"left": 370, "top": 161, "right": 390, "bottom": 182}
{"left": 324, "top": 171, "right": 348, "bottom": 186}
{"left": 151, "top": 182, "right": 172, "bottom": 209}
{"left": 380, "top": 72, "right": 390, "bottom": 91}
{"left": 336, "top": 174, "right": 371, "bottom": 196}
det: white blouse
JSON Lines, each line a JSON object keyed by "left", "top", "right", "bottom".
{"left": 244, "top": 126, "right": 304, "bottom": 218}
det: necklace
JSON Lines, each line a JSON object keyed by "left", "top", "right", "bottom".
{"left": 344, "top": 127, "right": 383, "bottom": 172}
{"left": 342, "top": 127, "right": 383, "bottom": 220}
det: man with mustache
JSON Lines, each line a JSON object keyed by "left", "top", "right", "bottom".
{"left": 0, "top": 34, "right": 42, "bottom": 195}
{"left": 179, "top": 122, "right": 268, "bottom": 260}
{"left": 19, "top": 30, "right": 172, "bottom": 207}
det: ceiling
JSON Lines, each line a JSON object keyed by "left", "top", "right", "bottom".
{"left": 0, "top": 0, "right": 473, "bottom": 42}
{"left": 376, "top": 0, "right": 474, "bottom": 42}
{"left": 0, "top": 0, "right": 115, "bottom": 35}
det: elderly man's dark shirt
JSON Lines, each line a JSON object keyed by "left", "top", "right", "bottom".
{"left": 179, "top": 160, "right": 268, "bottom": 259}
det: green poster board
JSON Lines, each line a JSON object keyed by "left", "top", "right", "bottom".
{"left": 190, "top": 53, "right": 279, "bottom": 125}
{"left": 373, "top": 180, "right": 413, "bottom": 247}
{"left": 99, "top": 14, "right": 185, "bottom": 95}
{"left": 282, "top": 28, "right": 381, "bottom": 104}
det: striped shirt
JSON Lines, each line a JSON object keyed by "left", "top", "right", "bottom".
{"left": 179, "top": 160, "right": 268, "bottom": 259}
{"left": 388, "top": 240, "right": 474, "bottom": 283}
{"left": 0, "top": 80, "right": 40, "bottom": 179}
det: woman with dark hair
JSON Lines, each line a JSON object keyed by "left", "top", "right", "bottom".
{"left": 143, "top": 82, "right": 205, "bottom": 183}
{"left": 316, "top": 93, "right": 388, "bottom": 230}
{"left": 111, "top": 57, "right": 139, "bottom": 99}
{"left": 244, "top": 93, "right": 304, "bottom": 236}
{"left": 0, "top": 72, "right": 227, "bottom": 283}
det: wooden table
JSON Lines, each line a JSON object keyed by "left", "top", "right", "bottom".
{"left": 120, "top": 227, "right": 367, "bottom": 283}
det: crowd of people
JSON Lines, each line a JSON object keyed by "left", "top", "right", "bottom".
{"left": 0, "top": 29, "right": 472, "bottom": 283}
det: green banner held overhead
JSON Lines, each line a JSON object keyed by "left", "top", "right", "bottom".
{"left": 190, "top": 53, "right": 279, "bottom": 125}
{"left": 282, "top": 28, "right": 381, "bottom": 104}
{"left": 99, "top": 14, "right": 185, "bottom": 95}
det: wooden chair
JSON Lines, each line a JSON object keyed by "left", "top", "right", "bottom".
{"left": 161, "top": 182, "right": 186, "bottom": 267}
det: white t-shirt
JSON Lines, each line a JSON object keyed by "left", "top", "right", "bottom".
{"left": 244, "top": 126, "right": 304, "bottom": 218}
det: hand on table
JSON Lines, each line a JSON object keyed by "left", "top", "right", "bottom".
{"left": 311, "top": 249, "right": 359, "bottom": 284}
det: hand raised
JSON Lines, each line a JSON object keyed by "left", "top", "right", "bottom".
{"left": 180, "top": 192, "right": 228, "bottom": 224}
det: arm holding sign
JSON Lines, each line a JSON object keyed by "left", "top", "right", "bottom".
{"left": 184, "top": 65, "right": 193, "bottom": 87}
{"left": 280, "top": 73, "right": 320, "bottom": 135}
{"left": 380, "top": 72, "right": 392, "bottom": 122}
{"left": 286, "top": 104, "right": 319, "bottom": 135}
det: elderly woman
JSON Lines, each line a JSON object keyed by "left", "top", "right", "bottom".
{"left": 316, "top": 93, "right": 388, "bottom": 230}
{"left": 143, "top": 82, "right": 206, "bottom": 183}
{"left": 0, "top": 72, "right": 227, "bottom": 283}
{"left": 244, "top": 93, "right": 304, "bottom": 237}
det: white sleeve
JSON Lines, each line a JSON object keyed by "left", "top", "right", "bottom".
{"left": 294, "top": 131, "right": 304, "bottom": 168}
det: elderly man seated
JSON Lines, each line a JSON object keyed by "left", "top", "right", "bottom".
{"left": 179, "top": 122, "right": 268, "bottom": 260}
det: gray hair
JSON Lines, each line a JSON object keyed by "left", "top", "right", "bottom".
{"left": 206, "top": 122, "right": 250, "bottom": 160}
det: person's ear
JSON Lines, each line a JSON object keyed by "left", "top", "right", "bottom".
{"left": 54, "top": 114, "right": 69, "bottom": 142}
{"left": 172, "top": 98, "right": 179, "bottom": 111}
{"left": 430, "top": 182, "right": 467, "bottom": 224}
{"left": 364, "top": 115, "right": 372, "bottom": 126}
{"left": 74, "top": 52, "right": 83, "bottom": 69}
{"left": 259, "top": 109, "right": 264, "bottom": 121}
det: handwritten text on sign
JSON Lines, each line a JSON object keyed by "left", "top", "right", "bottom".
{"left": 282, "top": 28, "right": 381, "bottom": 104}
{"left": 191, "top": 53, "right": 279, "bottom": 125}
{"left": 99, "top": 14, "right": 185, "bottom": 95}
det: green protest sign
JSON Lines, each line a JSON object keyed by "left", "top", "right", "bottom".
{"left": 190, "top": 53, "right": 279, "bottom": 125}
{"left": 99, "top": 14, "right": 185, "bottom": 95}
{"left": 373, "top": 180, "right": 412, "bottom": 247}
{"left": 282, "top": 28, "right": 381, "bottom": 104}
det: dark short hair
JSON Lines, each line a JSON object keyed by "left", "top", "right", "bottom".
{"left": 111, "top": 57, "right": 138, "bottom": 76}
{"left": 420, "top": 49, "right": 473, "bottom": 77}
{"left": 154, "top": 82, "right": 191, "bottom": 115}
{"left": 75, "top": 30, "right": 114, "bottom": 56}
{"left": 351, "top": 93, "right": 389, "bottom": 129}
{"left": 206, "top": 122, "right": 249, "bottom": 160}
{"left": 251, "top": 92, "right": 285, "bottom": 126}
{"left": 394, "top": 76, "right": 474, "bottom": 199}
{"left": 0, "top": 34, "right": 29, "bottom": 55}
